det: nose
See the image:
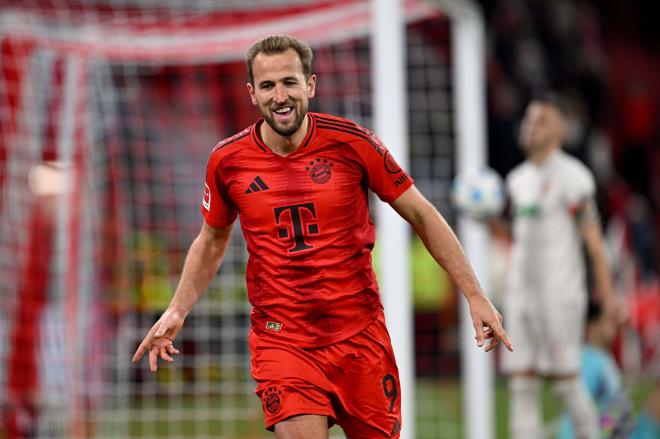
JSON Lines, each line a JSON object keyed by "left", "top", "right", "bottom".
{"left": 273, "top": 84, "right": 288, "bottom": 104}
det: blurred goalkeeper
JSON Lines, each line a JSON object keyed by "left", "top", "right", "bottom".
{"left": 133, "top": 34, "right": 511, "bottom": 439}
{"left": 501, "top": 97, "right": 623, "bottom": 439}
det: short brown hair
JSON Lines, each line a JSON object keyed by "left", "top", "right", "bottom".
{"left": 530, "top": 92, "right": 569, "bottom": 117}
{"left": 245, "top": 34, "right": 313, "bottom": 85}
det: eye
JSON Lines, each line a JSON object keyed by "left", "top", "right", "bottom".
{"left": 260, "top": 83, "right": 273, "bottom": 90}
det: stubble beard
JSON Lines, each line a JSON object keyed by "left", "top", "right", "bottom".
{"left": 263, "top": 103, "right": 308, "bottom": 137}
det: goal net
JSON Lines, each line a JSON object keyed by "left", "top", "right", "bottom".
{"left": 0, "top": 1, "right": 462, "bottom": 438}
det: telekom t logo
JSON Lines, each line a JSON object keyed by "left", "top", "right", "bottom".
{"left": 274, "top": 202, "right": 319, "bottom": 253}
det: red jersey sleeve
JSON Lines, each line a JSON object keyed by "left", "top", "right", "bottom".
{"left": 353, "top": 129, "right": 413, "bottom": 203}
{"left": 200, "top": 152, "right": 237, "bottom": 228}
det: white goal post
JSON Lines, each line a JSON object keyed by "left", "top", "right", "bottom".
{"left": 376, "top": 1, "right": 493, "bottom": 439}
{"left": 445, "top": 4, "right": 495, "bottom": 439}
{"left": 372, "top": 0, "right": 414, "bottom": 437}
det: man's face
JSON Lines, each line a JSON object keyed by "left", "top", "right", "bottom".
{"left": 518, "top": 102, "right": 564, "bottom": 155}
{"left": 247, "top": 49, "right": 316, "bottom": 137}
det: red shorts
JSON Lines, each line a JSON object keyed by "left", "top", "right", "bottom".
{"left": 249, "top": 311, "right": 402, "bottom": 438}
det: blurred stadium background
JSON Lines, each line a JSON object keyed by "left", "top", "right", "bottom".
{"left": 0, "top": 1, "right": 657, "bottom": 438}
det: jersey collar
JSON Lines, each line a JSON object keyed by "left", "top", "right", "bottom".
{"left": 250, "top": 113, "right": 317, "bottom": 156}
{"left": 533, "top": 148, "right": 562, "bottom": 171}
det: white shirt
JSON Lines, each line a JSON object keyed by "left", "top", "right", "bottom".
{"left": 506, "top": 150, "right": 595, "bottom": 306}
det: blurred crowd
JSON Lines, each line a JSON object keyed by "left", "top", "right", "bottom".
{"left": 480, "top": 0, "right": 658, "bottom": 310}
{"left": 479, "top": 0, "right": 659, "bottom": 375}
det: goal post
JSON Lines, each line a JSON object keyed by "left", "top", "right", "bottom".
{"left": 433, "top": 2, "right": 494, "bottom": 439}
{"left": 372, "top": 1, "right": 414, "bottom": 438}
{"left": 376, "top": 1, "right": 493, "bottom": 438}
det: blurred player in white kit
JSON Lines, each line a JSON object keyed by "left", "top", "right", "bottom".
{"left": 501, "top": 97, "right": 623, "bottom": 439}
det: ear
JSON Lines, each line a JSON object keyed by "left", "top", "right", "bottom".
{"left": 247, "top": 82, "right": 258, "bottom": 106}
{"left": 307, "top": 74, "right": 317, "bottom": 99}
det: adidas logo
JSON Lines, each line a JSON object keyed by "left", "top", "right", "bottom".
{"left": 245, "top": 176, "right": 269, "bottom": 194}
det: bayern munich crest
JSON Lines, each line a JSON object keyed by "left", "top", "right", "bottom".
{"left": 306, "top": 158, "right": 334, "bottom": 184}
{"left": 263, "top": 387, "right": 282, "bottom": 414}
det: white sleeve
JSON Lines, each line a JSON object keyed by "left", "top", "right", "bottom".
{"left": 564, "top": 164, "right": 595, "bottom": 207}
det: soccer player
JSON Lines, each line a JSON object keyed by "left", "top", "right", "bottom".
{"left": 501, "top": 97, "right": 622, "bottom": 439}
{"left": 132, "top": 34, "right": 511, "bottom": 439}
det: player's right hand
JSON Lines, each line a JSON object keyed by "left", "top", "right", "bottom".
{"left": 468, "top": 294, "right": 513, "bottom": 353}
{"left": 132, "top": 307, "right": 185, "bottom": 373}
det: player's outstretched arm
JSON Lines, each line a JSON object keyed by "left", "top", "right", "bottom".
{"left": 132, "top": 222, "right": 233, "bottom": 372}
{"left": 390, "top": 185, "right": 513, "bottom": 352}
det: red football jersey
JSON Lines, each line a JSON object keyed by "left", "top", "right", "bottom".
{"left": 201, "top": 113, "right": 413, "bottom": 347}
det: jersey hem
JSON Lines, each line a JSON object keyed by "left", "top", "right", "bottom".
{"left": 251, "top": 307, "right": 381, "bottom": 349}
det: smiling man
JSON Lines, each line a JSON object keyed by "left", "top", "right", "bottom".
{"left": 132, "top": 34, "right": 511, "bottom": 439}
{"left": 246, "top": 42, "right": 310, "bottom": 141}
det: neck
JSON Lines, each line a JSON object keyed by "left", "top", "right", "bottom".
{"left": 261, "top": 114, "right": 309, "bottom": 157}
{"left": 529, "top": 144, "right": 559, "bottom": 165}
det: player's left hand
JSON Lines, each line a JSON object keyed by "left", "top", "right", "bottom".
{"left": 467, "top": 294, "right": 513, "bottom": 352}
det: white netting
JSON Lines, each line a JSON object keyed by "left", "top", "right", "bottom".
{"left": 0, "top": 1, "right": 460, "bottom": 438}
